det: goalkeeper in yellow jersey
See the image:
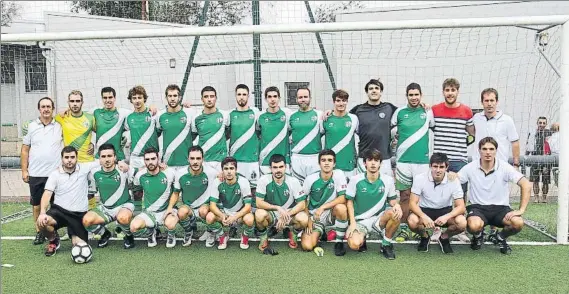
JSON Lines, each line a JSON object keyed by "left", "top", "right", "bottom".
{"left": 56, "top": 90, "right": 97, "bottom": 210}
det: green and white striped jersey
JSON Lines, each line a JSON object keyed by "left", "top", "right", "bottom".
{"left": 228, "top": 108, "right": 260, "bottom": 162}
{"left": 133, "top": 168, "right": 176, "bottom": 213}
{"left": 156, "top": 108, "right": 194, "bottom": 167}
{"left": 210, "top": 175, "right": 253, "bottom": 214}
{"left": 89, "top": 166, "right": 134, "bottom": 209}
{"left": 301, "top": 170, "right": 347, "bottom": 214}
{"left": 257, "top": 108, "right": 292, "bottom": 166}
{"left": 391, "top": 106, "right": 434, "bottom": 164}
{"left": 192, "top": 109, "right": 229, "bottom": 162}
{"left": 256, "top": 174, "right": 305, "bottom": 209}
{"left": 322, "top": 113, "right": 359, "bottom": 171}
{"left": 346, "top": 174, "right": 397, "bottom": 221}
{"left": 173, "top": 165, "right": 219, "bottom": 209}
{"left": 94, "top": 107, "right": 131, "bottom": 160}
{"left": 124, "top": 109, "right": 159, "bottom": 157}
{"left": 289, "top": 109, "right": 323, "bottom": 155}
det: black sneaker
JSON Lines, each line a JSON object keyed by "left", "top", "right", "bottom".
{"left": 438, "top": 237, "right": 453, "bottom": 254}
{"left": 33, "top": 231, "right": 45, "bottom": 245}
{"left": 97, "top": 229, "right": 112, "bottom": 248}
{"left": 358, "top": 239, "right": 368, "bottom": 252}
{"left": 487, "top": 230, "right": 500, "bottom": 245}
{"left": 155, "top": 227, "right": 165, "bottom": 241}
{"left": 123, "top": 234, "right": 135, "bottom": 249}
{"left": 282, "top": 227, "right": 291, "bottom": 239}
{"left": 334, "top": 242, "right": 346, "bottom": 256}
{"left": 44, "top": 237, "right": 60, "bottom": 257}
{"left": 381, "top": 244, "right": 396, "bottom": 260}
{"left": 418, "top": 236, "right": 429, "bottom": 252}
{"left": 470, "top": 234, "right": 483, "bottom": 250}
{"left": 268, "top": 226, "right": 278, "bottom": 238}
{"left": 499, "top": 239, "right": 512, "bottom": 255}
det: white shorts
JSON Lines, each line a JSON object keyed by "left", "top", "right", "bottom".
{"left": 237, "top": 162, "right": 260, "bottom": 188}
{"left": 136, "top": 209, "right": 177, "bottom": 228}
{"left": 204, "top": 161, "right": 222, "bottom": 174}
{"left": 395, "top": 163, "right": 430, "bottom": 191}
{"left": 179, "top": 204, "right": 206, "bottom": 223}
{"left": 343, "top": 169, "right": 358, "bottom": 183}
{"left": 357, "top": 157, "right": 394, "bottom": 178}
{"left": 92, "top": 203, "right": 135, "bottom": 223}
{"left": 311, "top": 209, "right": 333, "bottom": 227}
{"left": 291, "top": 153, "right": 320, "bottom": 182}
{"left": 259, "top": 164, "right": 291, "bottom": 177}
{"left": 129, "top": 155, "right": 145, "bottom": 170}
{"left": 356, "top": 210, "right": 386, "bottom": 235}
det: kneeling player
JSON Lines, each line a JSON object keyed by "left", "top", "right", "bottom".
{"left": 206, "top": 157, "right": 255, "bottom": 250}
{"left": 255, "top": 154, "right": 305, "bottom": 255}
{"left": 130, "top": 148, "right": 178, "bottom": 248}
{"left": 408, "top": 153, "right": 466, "bottom": 254}
{"left": 346, "top": 149, "right": 402, "bottom": 260}
{"left": 83, "top": 144, "right": 136, "bottom": 249}
{"left": 170, "top": 146, "right": 219, "bottom": 247}
{"left": 298, "top": 149, "right": 349, "bottom": 256}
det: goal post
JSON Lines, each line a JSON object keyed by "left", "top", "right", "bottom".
{"left": 1, "top": 15, "right": 568, "bottom": 244}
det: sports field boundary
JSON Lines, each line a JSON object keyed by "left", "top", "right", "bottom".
{"left": 0, "top": 236, "right": 560, "bottom": 246}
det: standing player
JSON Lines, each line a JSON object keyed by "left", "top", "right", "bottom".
{"left": 257, "top": 86, "right": 292, "bottom": 176}
{"left": 390, "top": 83, "right": 434, "bottom": 226}
{"left": 289, "top": 87, "right": 323, "bottom": 182}
{"left": 408, "top": 153, "right": 466, "bottom": 254}
{"left": 349, "top": 79, "right": 397, "bottom": 177}
{"left": 82, "top": 144, "right": 135, "bottom": 249}
{"left": 156, "top": 84, "right": 194, "bottom": 173}
{"left": 207, "top": 157, "right": 255, "bottom": 250}
{"left": 456, "top": 137, "right": 531, "bottom": 254}
{"left": 94, "top": 87, "right": 131, "bottom": 162}
{"left": 345, "top": 149, "right": 401, "bottom": 260}
{"left": 21, "top": 97, "right": 63, "bottom": 245}
{"left": 255, "top": 154, "right": 305, "bottom": 255}
{"left": 124, "top": 85, "right": 159, "bottom": 170}
{"left": 525, "top": 116, "right": 553, "bottom": 203}
{"left": 56, "top": 90, "right": 96, "bottom": 210}
{"left": 322, "top": 89, "right": 359, "bottom": 181}
{"left": 169, "top": 145, "right": 219, "bottom": 247}
{"left": 297, "top": 150, "right": 349, "bottom": 256}
{"left": 228, "top": 84, "right": 260, "bottom": 189}
{"left": 192, "top": 86, "right": 229, "bottom": 173}
{"left": 130, "top": 147, "right": 178, "bottom": 248}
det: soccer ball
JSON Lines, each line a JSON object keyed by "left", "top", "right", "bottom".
{"left": 71, "top": 243, "right": 93, "bottom": 264}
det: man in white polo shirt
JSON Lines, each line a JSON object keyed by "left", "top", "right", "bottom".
{"left": 471, "top": 88, "right": 520, "bottom": 167}
{"left": 408, "top": 153, "right": 466, "bottom": 254}
{"left": 456, "top": 137, "right": 531, "bottom": 255}
{"left": 36, "top": 146, "right": 128, "bottom": 257}
{"left": 21, "top": 97, "right": 63, "bottom": 245}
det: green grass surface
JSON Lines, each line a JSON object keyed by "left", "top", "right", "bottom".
{"left": 1, "top": 240, "right": 568, "bottom": 294}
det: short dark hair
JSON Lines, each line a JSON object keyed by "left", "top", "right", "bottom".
{"left": 478, "top": 136, "right": 498, "bottom": 150}
{"left": 128, "top": 85, "right": 148, "bottom": 102}
{"left": 406, "top": 82, "right": 422, "bottom": 95}
{"left": 363, "top": 149, "right": 382, "bottom": 163}
{"left": 537, "top": 116, "right": 547, "bottom": 122}
{"left": 37, "top": 97, "right": 54, "bottom": 110}
{"left": 332, "top": 89, "right": 349, "bottom": 102}
{"left": 235, "top": 84, "right": 249, "bottom": 94}
{"left": 165, "top": 84, "right": 181, "bottom": 97}
{"left": 264, "top": 86, "right": 280, "bottom": 99}
{"left": 143, "top": 147, "right": 159, "bottom": 158}
{"left": 429, "top": 152, "right": 449, "bottom": 166}
{"left": 318, "top": 149, "right": 336, "bottom": 162}
{"left": 442, "top": 78, "right": 460, "bottom": 90}
{"left": 61, "top": 146, "right": 78, "bottom": 157}
{"left": 365, "top": 79, "right": 384, "bottom": 93}
{"left": 269, "top": 154, "right": 286, "bottom": 166}
{"left": 296, "top": 87, "right": 311, "bottom": 97}
{"left": 101, "top": 87, "right": 116, "bottom": 98}
{"left": 98, "top": 143, "right": 116, "bottom": 155}
{"left": 189, "top": 145, "right": 204, "bottom": 157}
{"left": 480, "top": 88, "right": 499, "bottom": 102}
{"left": 221, "top": 156, "right": 238, "bottom": 169}
{"left": 201, "top": 86, "right": 216, "bottom": 97}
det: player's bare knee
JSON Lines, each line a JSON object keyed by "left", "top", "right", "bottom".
{"left": 333, "top": 204, "right": 348, "bottom": 219}
{"left": 243, "top": 213, "right": 255, "bottom": 227}
{"left": 455, "top": 216, "right": 467, "bottom": 231}
{"left": 255, "top": 209, "right": 268, "bottom": 223}
{"left": 301, "top": 238, "right": 315, "bottom": 251}
{"left": 117, "top": 212, "right": 132, "bottom": 225}
{"left": 511, "top": 217, "right": 524, "bottom": 231}
{"left": 347, "top": 235, "right": 362, "bottom": 251}
{"left": 407, "top": 213, "right": 419, "bottom": 230}
{"left": 205, "top": 212, "right": 216, "bottom": 224}
{"left": 198, "top": 205, "right": 209, "bottom": 219}
{"left": 165, "top": 217, "right": 177, "bottom": 230}
{"left": 467, "top": 217, "right": 484, "bottom": 233}
{"left": 295, "top": 212, "right": 309, "bottom": 227}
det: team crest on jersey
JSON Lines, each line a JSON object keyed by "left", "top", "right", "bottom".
{"left": 328, "top": 122, "right": 334, "bottom": 127}
{"left": 280, "top": 115, "right": 286, "bottom": 122}
{"left": 284, "top": 190, "right": 290, "bottom": 197}
{"left": 82, "top": 120, "right": 90, "bottom": 128}
{"left": 145, "top": 116, "right": 151, "bottom": 122}
{"left": 164, "top": 119, "right": 169, "bottom": 124}
{"left": 144, "top": 180, "right": 150, "bottom": 185}
{"left": 185, "top": 180, "right": 191, "bottom": 186}
{"left": 113, "top": 174, "right": 120, "bottom": 182}
{"left": 311, "top": 116, "right": 317, "bottom": 122}
{"left": 249, "top": 114, "right": 255, "bottom": 120}
{"left": 420, "top": 113, "right": 426, "bottom": 119}
{"left": 113, "top": 113, "right": 119, "bottom": 119}
{"left": 251, "top": 171, "right": 257, "bottom": 180}
{"left": 361, "top": 187, "right": 367, "bottom": 193}
{"left": 236, "top": 189, "right": 241, "bottom": 195}
{"left": 161, "top": 178, "right": 168, "bottom": 184}
{"left": 404, "top": 114, "right": 409, "bottom": 119}
{"left": 379, "top": 112, "right": 386, "bottom": 119}
{"left": 327, "top": 182, "right": 334, "bottom": 190}
{"left": 345, "top": 121, "right": 352, "bottom": 128}
{"left": 379, "top": 186, "right": 385, "bottom": 194}
{"left": 217, "top": 117, "right": 223, "bottom": 124}
{"left": 180, "top": 117, "right": 187, "bottom": 123}
{"left": 202, "top": 178, "right": 208, "bottom": 185}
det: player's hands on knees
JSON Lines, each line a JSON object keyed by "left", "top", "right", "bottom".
{"left": 504, "top": 210, "right": 523, "bottom": 221}
{"left": 313, "top": 208, "right": 323, "bottom": 221}
{"left": 37, "top": 213, "right": 48, "bottom": 227}
{"left": 421, "top": 215, "right": 435, "bottom": 229}
{"left": 276, "top": 218, "right": 286, "bottom": 231}
{"left": 223, "top": 215, "right": 235, "bottom": 226}
{"left": 391, "top": 204, "right": 402, "bottom": 220}
{"left": 278, "top": 207, "right": 290, "bottom": 223}
{"left": 434, "top": 214, "right": 450, "bottom": 227}
{"left": 305, "top": 219, "right": 313, "bottom": 235}
{"left": 22, "top": 170, "right": 29, "bottom": 183}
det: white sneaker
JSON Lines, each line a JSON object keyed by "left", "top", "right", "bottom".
{"left": 182, "top": 231, "right": 193, "bottom": 247}
{"left": 166, "top": 233, "right": 176, "bottom": 248}
{"left": 199, "top": 231, "right": 211, "bottom": 241}
{"left": 147, "top": 230, "right": 157, "bottom": 248}
{"left": 205, "top": 232, "right": 216, "bottom": 248}
{"left": 217, "top": 234, "right": 228, "bottom": 250}
{"left": 431, "top": 227, "right": 442, "bottom": 241}
{"left": 456, "top": 232, "right": 471, "bottom": 243}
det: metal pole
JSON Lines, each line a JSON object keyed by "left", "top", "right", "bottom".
{"left": 557, "top": 20, "right": 569, "bottom": 244}
{"left": 304, "top": 1, "right": 336, "bottom": 91}
{"left": 252, "top": 0, "right": 262, "bottom": 110}
{"left": 179, "top": 1, "right": 210, "bottom": 101}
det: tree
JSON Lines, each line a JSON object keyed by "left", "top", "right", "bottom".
{"left": 71, "top": 1, "right": 251, "bottom": 26}
{"left": 1, "top": 1, "right": 21, "bottom": 27}
{"left": 313, "top": 1, "right": 365, "bottom": 23}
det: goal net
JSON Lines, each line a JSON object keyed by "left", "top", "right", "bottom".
{"left": 1, "top": 5, "right": 567, "bottom": 243}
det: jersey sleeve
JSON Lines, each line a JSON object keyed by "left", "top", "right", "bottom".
{"left": 351, "top": 114, "right": 360, "bottom": 134}
{"left": 255, "top": 176, "right": 268, "bottom": 199}
{"left": 465, "top": 106, "right": 474, "bottom": 127}
{"left": 427, "top": 109, "right": 435, "bottom": 128}
{"left": 450, "top": 179, "right": 464, "bottom": 200}
{"left": 44, "top": 170, "right": 58, "bottom": 192}
{"left": 55, "top": 114, "right": 64, "bottom": 125}
{"left": 385, "top": 177, "right": 397, "bottom": 201}
{"left": 240, "top": 178, "right": 253, "bottom": 204}
{"left": 334, "top": 171, "right": 348, "bottom": 197}
{"left": 390, "top": 108, "right": 399, "bottom": 127}
{"left": 123, "top": 114, "right": 130, "bottom": 131}
{"left": 191, "top": 114, "right": 198, "bottom": 134}
{"left": 155, "top": 111, "right": 164, "bottom": 132}
{"left": 503, "top": 162, "right": 524, "bottom": 184}
{"left": 410, "top": 174, "right": 423, "bottom": 196}
{"left": 23, "top": 123, "right": 32, "bottom": 145}
{"left": 506, "top": 116, "right": 520, "bottom": 142}
{"left": 173, "top": 170, "right": 182, "bottom": 192}
{"left": 345, "top": 177, "right": 357, "bottom": 201}
{"left": 209, "top": 179, "right": 222, "bottom": 203}
{"left": 457, "top": 165, "right": 470, "bottom": 185}
{"left": 291, "top": 178, "right": 306, "bottom": 202}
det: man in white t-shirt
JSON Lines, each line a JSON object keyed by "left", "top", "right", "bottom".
{"left": 408, "top": 153, "right": 466, "bottom": 254}
{"left": 456, "top": 137, "right": 531, "bottom": 255}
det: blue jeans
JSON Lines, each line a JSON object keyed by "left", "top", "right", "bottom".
{"left": 448, "top": 160, "right": 468, "bottom": 198}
